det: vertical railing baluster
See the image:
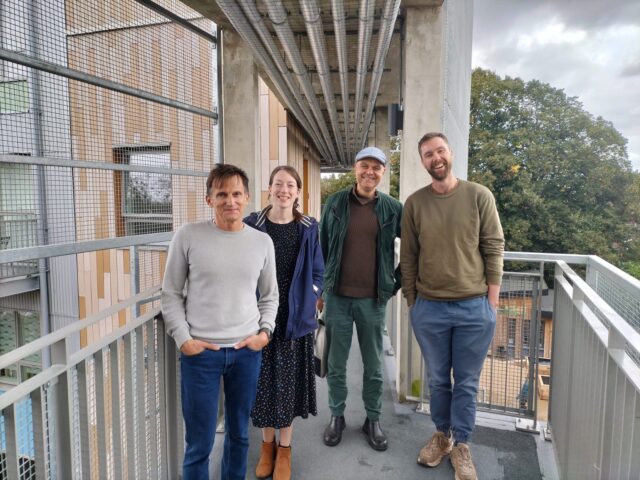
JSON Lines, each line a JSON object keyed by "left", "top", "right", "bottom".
{"left": 3, "top": 404, "right": 20, "bottom": 480}
{"left": 110, "top": 340, "right": 124, "bottom": 479}
{"left": 95, "top": 349, "right": 109, "bottom": 477}
{"left": 31, "top": 387, "right": 47, "bottom": 479}
{"left": 76, "top": 359, "right": 92, "bottom": 478}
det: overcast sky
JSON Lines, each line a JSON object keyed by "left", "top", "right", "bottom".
{"left": 472, "top": 0, "right": 640, "bottom": 171}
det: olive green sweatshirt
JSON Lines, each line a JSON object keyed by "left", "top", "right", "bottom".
{"left": 400, "top": 180, "right": 504, "bottom": 305}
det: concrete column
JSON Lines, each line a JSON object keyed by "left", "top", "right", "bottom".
{"left": 399, "top": 5, "right": 445, "bottom": 202}
{"left": 396, "top": 0, "right": 474, "bottom": 401}
{"left": 374, "top": 106, "right": 391, "bottom": 194}
{"left": 221, "top": 30, "right": 261, "bottom": 212}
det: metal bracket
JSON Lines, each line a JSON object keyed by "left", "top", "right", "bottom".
{"left": 415, "top": 402, "right": 430, "bottom": 415}
{"left": 542, "top": 424, "right": 553, "bottom": 442}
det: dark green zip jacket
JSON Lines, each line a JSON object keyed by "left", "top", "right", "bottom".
{"left": 319, "top": 186, "right": 402, "bottom": 303}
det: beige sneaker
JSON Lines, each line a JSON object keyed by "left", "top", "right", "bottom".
{"left": 450, "top": 443, "right": 478, "bottom": 480}
{"left": 417, "top": 431, "right": 453, "bottom": 467}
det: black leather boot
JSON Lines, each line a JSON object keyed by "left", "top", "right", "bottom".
{"left": 362, "top": 418, "right": 388, "bottom": 451}
{"left": 323, "top": 415, "right": 346, "bottom": 446}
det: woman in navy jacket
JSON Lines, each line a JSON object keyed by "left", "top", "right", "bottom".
{"left": 244, "top": 165, "right": 324, "bottom": 480}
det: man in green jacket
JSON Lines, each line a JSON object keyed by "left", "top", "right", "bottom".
{"left": 401, "top": 132, "right": 504, "bottom": 480}
{"left": 319, "top": 146, "right": 402, "bottom": 451}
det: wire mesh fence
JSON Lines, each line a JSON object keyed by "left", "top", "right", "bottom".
{"left": 1, "top": 2, "right": 217, "bottom": 477}
{"left": 586, "top": 258, "right": 640, "bottom": 366}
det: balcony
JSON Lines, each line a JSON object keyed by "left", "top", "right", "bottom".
{"left": 1, "top": 253, "right": 638, "bottom": 479}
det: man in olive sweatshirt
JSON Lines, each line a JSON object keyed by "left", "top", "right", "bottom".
{"left": 400, "top": 132, "right": 504, "bottom": 480}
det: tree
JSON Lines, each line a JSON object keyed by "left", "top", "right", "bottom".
{"left": 469, "top": 68, "right": 640, "bottom": 276}
{"left": 321, "top": 171, "right": 355, "bottom": 206}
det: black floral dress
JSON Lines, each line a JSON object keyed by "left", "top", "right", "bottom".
{"left": 251, "top": 219, "right": 318, "bottom": 428}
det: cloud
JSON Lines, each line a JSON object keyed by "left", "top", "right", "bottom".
{"left": 473, "top": 0, "right": 640, "bottom": 171}
{"left": 621, "top": 63, "right": 640, "bottom": 77}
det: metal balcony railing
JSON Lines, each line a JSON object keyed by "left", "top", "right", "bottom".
{"left": 0, "top": 253, "right": 638, "bottom": 479}
{"left": 0, "top": 287, "right": 185, "bottom": 480}
{"left": 0, "top": 212, "right": 38, "bottom": 279}
{"left": 388, "top": 250, "right": 640, "bottom": 479}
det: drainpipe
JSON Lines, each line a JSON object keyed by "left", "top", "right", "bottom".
{"left": 352, "top": 0, "right": 375, "bottom": 154}
{"left": 217, "top": 0, "right": 333, "bottom": 162}
{"left": 236, "top": 0, "right": 328, "bottom": 161}
{"left": 331, "top": 0, "right": 351, "bottom": 162}
{"left": 28, "top": 0, "right": 51, "bottom": 369}
{"left": 216, "top": 25, "right": 224, "bottom": 164}
{"left": 300, "top": 0, "right": 346, "bottom": 165}
{"left": 359, "top": 0, "right": 401, "bottom": 147}
{"left": 264, "top": 0, "right": 338, "bottom": 164}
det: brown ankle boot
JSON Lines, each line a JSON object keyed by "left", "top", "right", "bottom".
{"left": 273, "top": 444, "right": 292, "bottom": 480}
{"left": 255, "top": 440, "right": 277, "bottom": 479}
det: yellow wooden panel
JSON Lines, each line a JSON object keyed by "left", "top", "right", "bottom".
{"left": 193, "top": 113, "right": 203, "bottom": 163}
{"left": 269, "top": 94, "right": 279, "bottom": 161}
{"left": 187, "top": 191, "right": 197, "bottom": 222}
{"left": 277, "top": 96, "right": 287, "bottom": 127}
{"left": 118, "top": 310, "right": 127, "bottom": 327}
{"left": 78, "top": 295, "right": 86, "bottom": 320}
{"left": 261, "top": 190, "right": 270, "bottom": 209}
{"left": 123, "top": 248, "right": 130, "bottom": 275}
{"left": 159, "top": 251, "right": 168, "bottom": 280}
{"left": 96, "top": 249, "right": 105, "bottom": 299}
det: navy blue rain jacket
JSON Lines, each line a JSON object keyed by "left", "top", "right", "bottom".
{"left": 244, "top": 206, "right": 325, "bottom": 339}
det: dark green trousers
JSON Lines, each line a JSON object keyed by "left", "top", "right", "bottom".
{"left": 325, "top": 291, "right": 387, "bottom": 420}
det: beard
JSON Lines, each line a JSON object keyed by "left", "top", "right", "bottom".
{"left": 427, "top": 161, "right": 450, "bottom": 180}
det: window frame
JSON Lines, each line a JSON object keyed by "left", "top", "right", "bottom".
{"left": 0, "top": 308, "right": 41, "bottom": 386}
{"left": 0, "top": 79, "right": 30, "bottom": 114}
{"left": 113, "top": 145, "right": 172, "bottom": 237}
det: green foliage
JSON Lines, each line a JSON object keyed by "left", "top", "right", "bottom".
{"left": 469, "top": 68, "right": 640, "bottom": 270}
{"left": 389, "top": 136, "right": 400, "bottom": 200}
{"left": 321, "top": 171, "right": 355, "bottom": 206}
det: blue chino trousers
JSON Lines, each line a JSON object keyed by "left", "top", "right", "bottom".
{"left": 180, "top": 347, "right": 262, "bottom": 480}
{"left": 410, "top": 296, "right": 496, "bottom": 443}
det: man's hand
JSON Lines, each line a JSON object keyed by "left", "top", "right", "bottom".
{"left": 180, "top": 339, "right": 220, "bottom": 356}
{"left": 316, "top": 297, "right": 324, "bottom": 313}
{"left": 235, "top": 332, "right": 269, "bottom": 351}
{"left": 487, "top": 284, "right": 500, "bottom": 311}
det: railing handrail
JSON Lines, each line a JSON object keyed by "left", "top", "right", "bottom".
{"left": 556, "top": 260, "right": 640, "bottom": 390}
{"left": 0, "top": 308, "right": 159, "bottom": 411}
{"left": 586, "top": 254, "right": 640, "bottom": 294}
{"left": 0, "top": 285, "right": 161, "bottom": 371}
{"left": 504, "top": 251, "right": 589, "bottom": 264}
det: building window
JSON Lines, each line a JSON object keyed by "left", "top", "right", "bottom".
{"left": 0, "top": 80, "right": 29, "bottom": 113}
{"left": 0, "top": 309, "right": 41, "bottom": 385}
{"left": 115, "top": 147, "right": 172, "bottom": 236}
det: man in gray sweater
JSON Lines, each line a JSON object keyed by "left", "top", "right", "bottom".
{"left": 161, "top": 164, "right": 278, "bottom": 480}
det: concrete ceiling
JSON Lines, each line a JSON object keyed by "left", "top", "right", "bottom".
{"left": 180, "top": 1, "right": 442, "bottom": 167}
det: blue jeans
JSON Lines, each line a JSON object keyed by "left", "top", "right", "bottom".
{"left": 411, "top": 296, "right": 496, "bottom": 443}
{"left": 180, "top": 347, "right": 262, "bottom": 480}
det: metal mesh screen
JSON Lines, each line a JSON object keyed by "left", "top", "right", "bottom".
{"left": 586, "top": 263, "right": 640, "bottom": 366}
{"left": 1, "top": 1, "right": 218, "bottom": 478}
{"left": 1, "top": 0, "right": 218, "bottom": 255}
{"left": 479, "top": 273, "right": 543, "bottom": 417}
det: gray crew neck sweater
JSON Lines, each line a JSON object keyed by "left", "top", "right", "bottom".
{"left": 161, "top": 221, "right": 279, "bottom": 348}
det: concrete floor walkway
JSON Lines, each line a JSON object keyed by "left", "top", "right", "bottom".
{"left": 211, "top": 333, "right": 550, "bottom": 480}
